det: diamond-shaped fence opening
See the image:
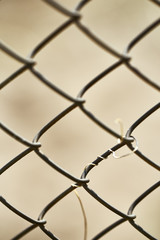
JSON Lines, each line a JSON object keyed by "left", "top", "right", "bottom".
{"left": 1, "top": 0, "right": 160, "bottom": 239}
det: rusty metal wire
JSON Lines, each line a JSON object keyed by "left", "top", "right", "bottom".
{"left": 1, "top": 0, "right": 160, "bottom": 239}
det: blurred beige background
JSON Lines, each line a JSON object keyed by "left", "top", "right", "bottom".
{"left": 1, "top": 0, "right": 160, "bottom": 239}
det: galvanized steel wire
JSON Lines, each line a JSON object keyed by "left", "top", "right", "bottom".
{"left": 1, "top": 0, "right": 160, "bottom": 239}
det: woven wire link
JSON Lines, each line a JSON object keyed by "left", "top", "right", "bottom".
{"left": 1, "top": 0, "right": 160, "bottom": 239}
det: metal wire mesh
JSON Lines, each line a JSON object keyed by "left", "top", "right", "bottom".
{"left": 1, "top": 0, "right": 160, "bottom": 239}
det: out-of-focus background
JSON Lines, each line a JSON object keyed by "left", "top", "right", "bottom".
{"left": 1, "top": 0, "right": 159, "bottom": 239}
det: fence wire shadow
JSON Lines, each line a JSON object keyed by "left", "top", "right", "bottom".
{"left": 1, "top": 0, "right": 160, "bottom": 239}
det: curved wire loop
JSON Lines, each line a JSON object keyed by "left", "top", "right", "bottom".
{"left": 109, "top": 136, "right": 138, "bottom": 159}
{"left": 80, "top": 143, "right": 137, "bottom": 220}
{"left": 0, "top": 40, "right": 35, "bottom": 65}
{"left": 0, "top": 122, "right": 41, "bottom": 148}
{"left": 1, "top": 0, "right": 159, "bottom": 239}
{"left": 0, "top": 196, "right": 46, "bottom": 225}
{"left": 128, "top": 181, "right": 160, "bottom": 240}
{"left": 126, "top": 103, "right": 160, "bottom": 171}
{"left": 123, "top": 18, "right": 160, "bottom": 91}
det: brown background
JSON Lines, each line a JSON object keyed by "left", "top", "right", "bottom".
{"left": 1, "top": 0, "right": 160, "bottom": 239}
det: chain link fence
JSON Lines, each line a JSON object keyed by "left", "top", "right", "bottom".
{"left": 1, "top": 0, "right": 160, "bottom": 239}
